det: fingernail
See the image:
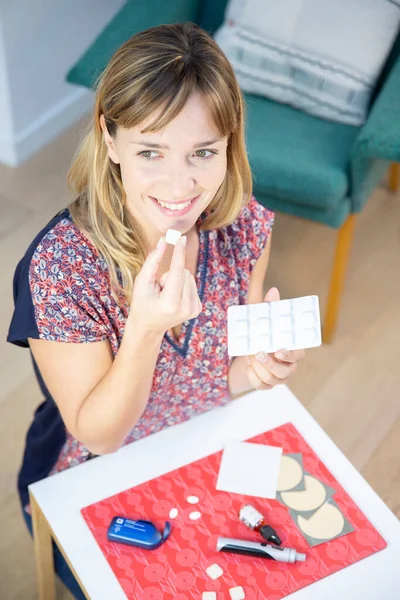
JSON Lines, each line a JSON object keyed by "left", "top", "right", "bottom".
{"left": 156, "top": 237, "right": 164, "bottom": 248}
{"left": 256, "top": 352, "right": 268, "bottom": 364}
{"left": 181, "top": 236, "right": 187, "bottom": 247}
{"left": 276, "top": 351, "right": 287, "bottom": 360}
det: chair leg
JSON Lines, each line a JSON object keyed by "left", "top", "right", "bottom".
{"left": 323, "top": 215, "right": 356, "bottom": 343}
{"left": 389, "top": 162, "right": 399, "bottom": 193}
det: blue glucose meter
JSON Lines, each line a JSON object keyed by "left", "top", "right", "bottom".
{"left": 107, "top": 516, "right": 171, "bottom": 550}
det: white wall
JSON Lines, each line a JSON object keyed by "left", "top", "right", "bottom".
{"left": 0, "top": 17, "right": 15, "bottom": 164}
{"left": 0, "top": 0, "right": 126, "bottom": 167}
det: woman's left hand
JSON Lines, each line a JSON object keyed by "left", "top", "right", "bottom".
{"left": 245, "top": 287, "right": 305, "bottom": 391}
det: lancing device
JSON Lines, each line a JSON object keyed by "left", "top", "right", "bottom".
{"left": 239, "top": 504, "right": 282, "bottom": 546}
{"left": 217, "top": 537, "right": 306, "bottom": 563}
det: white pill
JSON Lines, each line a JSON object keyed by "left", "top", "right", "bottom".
{"left": 189, "top": 511, "right": 201, "bottom": 520}
{"left": 206, "top": 563, "right": 224, "bottom": 580}
{"left": 202, "top": 593, "right": 217, "bottom": 600}
{"left": 165, "top": 228, "right": 181, "bottom": 245}
{"left": 169, "top": 508, "right": 178, "bottom": 519}
{"left": 186, "top": 495, "right": 199, "bottom": 504}
{"left": 229, "top": 586, "right": 245, "bottom": 600}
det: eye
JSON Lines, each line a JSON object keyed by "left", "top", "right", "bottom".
{"left": 194, "top": 149, "right": 217, "bottom": 159}
{"left": 138, "top": 150, "right": 159, "bottom": 160}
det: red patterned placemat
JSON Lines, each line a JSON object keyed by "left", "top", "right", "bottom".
{"left": 81, "top": 423, "right": 387, "bottom": 599}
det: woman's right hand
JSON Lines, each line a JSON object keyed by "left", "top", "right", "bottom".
{"left": 128, "top": 236, "right": 202, "bottom": 335}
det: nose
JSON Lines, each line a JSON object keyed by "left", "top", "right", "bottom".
{"left": 167, "top": 159, "right": 196, "bottom": 200}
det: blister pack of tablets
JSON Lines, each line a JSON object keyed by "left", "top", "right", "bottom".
{"left": 227, "top": 295, "right": 321, "bottom": 356}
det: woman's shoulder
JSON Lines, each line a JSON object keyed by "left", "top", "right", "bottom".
{"left": 29, "top": 208, "right": 98, "bottom": 263}
{"left": 8, "top": 208, "right": 110, "bottom": 348}
{"left": 13, "top": 208, "right": 107, "bottom": 303}
{"left": 215, "top": 196, "right": 275, "bottom": 268}
{"left": 228, "top": 196, "right": 275, "bottom": 232}
{"left": 221, "top": 195, "right": 275, "bottom": 244}
{"left": 28, "top": 208, "right": 110, "bottom": 293}
{"left": 17, "top": 208, "right": 107, "bottom": 283}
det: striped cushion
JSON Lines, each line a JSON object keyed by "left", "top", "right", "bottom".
{"left": 215, "top": 0, "right": 400, "bottom": 126}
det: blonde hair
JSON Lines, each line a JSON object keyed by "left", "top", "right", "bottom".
{"left": 68, "top": 22, "right": 252, "bottom": 303}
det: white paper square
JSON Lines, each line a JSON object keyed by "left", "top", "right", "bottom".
{"left": 216, "top": 441, "right": 282, "bottom": 499}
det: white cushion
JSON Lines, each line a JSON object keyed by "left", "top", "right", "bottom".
{"left": 215, "top": 0, "right": 400, "bottom": 125}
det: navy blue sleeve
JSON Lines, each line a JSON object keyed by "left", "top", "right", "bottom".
{"left": 7, "top": 209, "right": 70, "bottom": 348}
{"left": 7, "top": 253, "right": 40, "bottom": 348}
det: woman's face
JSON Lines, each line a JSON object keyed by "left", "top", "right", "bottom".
{"left": 102, "top": 92, "right": 228, "bottom": 240}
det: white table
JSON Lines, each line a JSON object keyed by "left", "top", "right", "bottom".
{"left": 29, "top": 387, "right": 400, "bottom": 600}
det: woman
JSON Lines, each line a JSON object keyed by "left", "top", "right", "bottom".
{"left": 8, "top": 22, "right": 304, "bottom": 598}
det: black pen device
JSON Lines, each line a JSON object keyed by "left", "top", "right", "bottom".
{"left": 217, "top": 537, "right": 306, "bottom": 563}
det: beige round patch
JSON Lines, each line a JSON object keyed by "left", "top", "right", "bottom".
{"left": 297, "top": 502, "right": 345, "bottom": 540}
{"left": 277, "top": 456, "right": 303, "bottom": 491}
{"left": 280, "top": 475, "right": 326, "bottom": 511}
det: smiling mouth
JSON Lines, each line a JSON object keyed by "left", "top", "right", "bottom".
{"left": 150, "top": 195, "right": 200, "bottom": 212}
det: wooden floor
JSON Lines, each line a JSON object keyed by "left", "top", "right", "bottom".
{"left": 0, "top": 121, "right": 399, "bottom": 599}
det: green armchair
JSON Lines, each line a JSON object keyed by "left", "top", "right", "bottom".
{"left": 66, "top": 0, "right": 400, "bottom": 342}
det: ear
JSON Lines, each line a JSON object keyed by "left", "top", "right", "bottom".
{"left": 100, "top": 114, "right": 120, "bottom": 164}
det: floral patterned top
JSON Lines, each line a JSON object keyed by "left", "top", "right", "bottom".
{"left": 8, "top": 197, "right": 274, "bottom": 507}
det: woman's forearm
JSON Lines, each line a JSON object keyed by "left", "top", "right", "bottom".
{"left": 228, "top": 356, "right": 253, "bottom": 396}
{"left": 76, "top": 320, "right": 163, "bottom": 454}
{"left": 77, "top": 335, "right": 256, "bottom": 453}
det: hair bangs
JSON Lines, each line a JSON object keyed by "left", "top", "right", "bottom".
{"left": 141, "top": 72, "right": 196, "bottom": 133}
